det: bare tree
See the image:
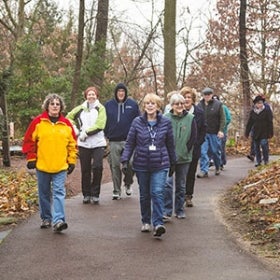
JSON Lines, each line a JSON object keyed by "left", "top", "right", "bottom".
{"left": 239, "top": 0, "right": 250, "bottom": 127}
{"left": 70, "top": 0, "right": 85, "bottom": 108}
{"left": 163, "top": 0, "right": 176, "bottom": 94}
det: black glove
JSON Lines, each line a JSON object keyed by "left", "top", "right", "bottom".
{"left": 122, "top": 161, "right": 128, "bottom": 175}
{"left": 168, "top": 164, "right": 175, "bottom": 177}
{"left": 27, "top": 161, "right": 36, "bottom": 169}
{"left": 67, "top": 164, "right": 75, "bottom": 175}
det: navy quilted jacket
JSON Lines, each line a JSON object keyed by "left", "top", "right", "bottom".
{"left": 121, "top": 112, "right": 176, "bottom": 171}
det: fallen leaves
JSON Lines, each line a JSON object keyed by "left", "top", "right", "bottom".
{"left": 225, "top": 159, "right": 280, "bottom": 260}
{"left": 0, "top": 168, "right": 38, "bottom": 226}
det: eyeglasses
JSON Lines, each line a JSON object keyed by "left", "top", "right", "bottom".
{"left": 50, "top": 102, "right": 60, "bottom": 106}
{"left": 173, "top": 102, "right": 185, "bottom": 106}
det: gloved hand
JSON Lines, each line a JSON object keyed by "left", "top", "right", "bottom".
{"left": 27, "top": 160, "right": 36, "bottom": 169}
{"left": 79, "top": 131, "right": 88, "bottom": 142}
{"left": 122, "top": 161, "right": 128, "bottom": 175}
{"left": 168, "top": 164, "right": 175, "bottom": 177}
{"left": 67, "top": 164, "right": 75, "bottom": 175}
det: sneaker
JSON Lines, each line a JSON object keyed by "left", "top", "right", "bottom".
{"left": 215, "top": 169, "right": 220, "bottom": 175}
{"left": 112, "top": 193, "right": 121, "bottom": 200}
{"left": 175, "top": 213, "right": 186, "bottom": 219}
{"left": 53, "top": 221, "right": 68, "bottom": 232}
{"left": 209, "top": 160, "right": 214, "bottom": 167}
{"left": 163, "top": 215, "right": 172, "bottom": 223}
{"left": 220, "top": 165, "right": 224, "bottom": 171}
{"left": 90, "top": 196, "right": 99, "bottom": 204}
{"left": 40, "top": 219, "right": 51, "bottom": 229}
{"left": 141, "top": 223, "right": 151, "bottom": 232}
{"left": 185, "top": 196, "right": 193, "bottom": 207}
{"left": 197, "top": 172, "right": 208, "bottom": 178}
{"left": 125, "top": 185, "right": 132, "bottom": 196}
{"left": 255, "top": 163, "right": 261, "bottom": 167}
{"left": 153, "top": 225, "right": 166, "bottom": 237}
{"left": 83, "top": 196, "right": 90, "bottom": 204}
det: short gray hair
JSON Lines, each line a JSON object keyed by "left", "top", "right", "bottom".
{"left": 170, "top": 93, "right": 185, "bottom": 105}
{"left": 42, "top": 93, "right": 65, "bottom": 112}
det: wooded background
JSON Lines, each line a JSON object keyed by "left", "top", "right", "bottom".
{"left": 0, "top": 0, "right": 279, "bottom": 166}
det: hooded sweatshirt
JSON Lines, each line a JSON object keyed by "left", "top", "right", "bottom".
{"left": 104, "top": 83, "right": 140, "bottom": 141}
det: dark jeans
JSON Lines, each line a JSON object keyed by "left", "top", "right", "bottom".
{"left": 185, "top": 156, "right": 199, "bottom": 197}
{"left": 254, "top": 139, "right": 269, "bottom": 164}
{"left": 79, "top": 146, "right": 104, "bottom": 197}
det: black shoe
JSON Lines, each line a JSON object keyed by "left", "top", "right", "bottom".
{"left": 153, "top": 225, "right": 166, "bottom": 237}
{"left": 40, "top": 219, "right": 51, "bottom": 229}
{"left": 247, "top": 155, "right": 254, "bottom": 162}
{"left": 53, "top": 221, "right": 68, "bottom": 232}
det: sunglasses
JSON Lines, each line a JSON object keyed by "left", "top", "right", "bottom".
{"left": 50, "top": 102, "right": 61, "bottom": 106}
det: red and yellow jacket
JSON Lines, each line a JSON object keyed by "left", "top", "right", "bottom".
{"left": 22, "top": 111, "right": 77, "bottom": 173}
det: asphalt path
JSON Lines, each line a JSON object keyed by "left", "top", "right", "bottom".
{"left": 0, "top": 157, "right": 279, "bottom": 280}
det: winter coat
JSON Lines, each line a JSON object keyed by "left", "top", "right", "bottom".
{"left": 245, "top": 105, "right": 273, "bottom": 140}
{"left": 164, "top": 110, "right": 197, "bottom": 164}
{"left": 121, "top": 112, "right": 176, "bottom": 171}
{"left": 22, "top": 111, "right": 77, "bottom": 173}
{"left": 197, "top": 99, "right": 225, "bottom": 134}
{"left": 66, "top": 100, "right": 107, "bottom": 149}
{"left": 104, "top": 83, "right": 140, "bottom": 141}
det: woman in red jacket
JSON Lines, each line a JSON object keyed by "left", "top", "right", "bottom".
{"left": 22, "top": 94, "right": 77, "bottom": 232}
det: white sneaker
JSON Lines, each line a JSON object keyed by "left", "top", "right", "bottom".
{"left": 112, "top": 194, "right": 121, "bottom": 200}
{"left": 141, "top": 224, "right": 151, "bottom": 232}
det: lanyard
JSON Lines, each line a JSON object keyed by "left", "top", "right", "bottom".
{"left": 148, "top": 124, "right": 157, "bottom": 144}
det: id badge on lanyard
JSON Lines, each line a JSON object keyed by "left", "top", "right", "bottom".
{"left": 148, "top": 125, "right": 157, "bottom": 151}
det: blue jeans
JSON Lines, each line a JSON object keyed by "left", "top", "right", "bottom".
{"left": 135, "top": 169, "right": 168, "bottom": 227}
{"left": 164, "top": 163, "right": 190, "bottom": 217}
{"left": 200, "top": 133, "right": 221, "bottom": 173}
{"left": 36, "top": 170, "right": 67, "bottom": 224}
{"left": 254, "top": 138, "right": 269, "bottom": 164}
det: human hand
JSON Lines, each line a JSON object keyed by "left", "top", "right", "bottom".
{"left": 79, "top": 131, "right": 88, "bottom": 142}
{"left": 67, "top": 164, "right": 75, "bottom": 175}
{"left": 122, "top": 162, "right": 128, "bottom": 174}
{"left": 27, "top": 160, "right": 36, "bottom": 169}
{"left": 217, "top": 131, "right": 224, "bottom": 139}
{"left": 168, "top": 164, "right": 175, "bottom": 177}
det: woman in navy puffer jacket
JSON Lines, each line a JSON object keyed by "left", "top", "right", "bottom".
{"left": 121, "top": 93, "right": 176, "bottom": 238}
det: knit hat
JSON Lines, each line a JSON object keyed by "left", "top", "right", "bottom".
{"left": 202, "top": 87, "right": 214, "bottom": 95}
{"left": 84, "top": 86, "right": 99, "bottom": 98}
{"left": 253, "top": 95, "right": 265, "bottom": 104}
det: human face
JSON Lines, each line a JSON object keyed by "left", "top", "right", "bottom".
{"left": 172, "top": 101, "right": 185, "bottom": 115}
{"left": 203, "top": 93, "right": 213, "bottom": 103}
{"left": 48, "top": 98, "right": 61, "bottom": 117}
{"left": 117, "top": 89, "right": 126, "bottom": 102}
{"left": 183, "top": 93, "right": 192, "bottom": 110}
{"left": 86, "top": 90, "right": 98, "bottom": 103}
{"left": 255, "top": 101, "right": 264, "bottom": 109}
{"left": 144, "top": 100, "right": 158, "bottom": 118}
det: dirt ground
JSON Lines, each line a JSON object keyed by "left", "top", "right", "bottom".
{"left": 9, "top": 155, "right": 112, "bottom": 197}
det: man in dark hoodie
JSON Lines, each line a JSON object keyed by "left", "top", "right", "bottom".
{"left": 104, "top": 83, "right": 140, "bottom": 200}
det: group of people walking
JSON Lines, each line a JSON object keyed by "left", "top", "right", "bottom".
{"left": 22, "top": 83, "right": 273, "bottom": 238}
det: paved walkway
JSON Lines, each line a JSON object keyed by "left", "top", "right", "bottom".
{"left": 0, "top": 157, "right": 279, "bottom": 280}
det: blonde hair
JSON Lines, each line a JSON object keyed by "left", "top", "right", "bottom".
{"left": 142, "top": 93, "right": 163, "bottom": 111}
{"left": 180, "top": 86, "right": 197, "bottom": 104}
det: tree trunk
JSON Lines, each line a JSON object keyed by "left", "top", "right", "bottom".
{"left": 71, "top": 0, "right": 85, "bottom": 108}
{"left": 164, "top": 0, "right": 177, "bottom": 95}
{"left": 239, "top": 0, "right": 251, "bottom": 131}
{"left": 92, "top": 0, "right": 109, "bottom": 89}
